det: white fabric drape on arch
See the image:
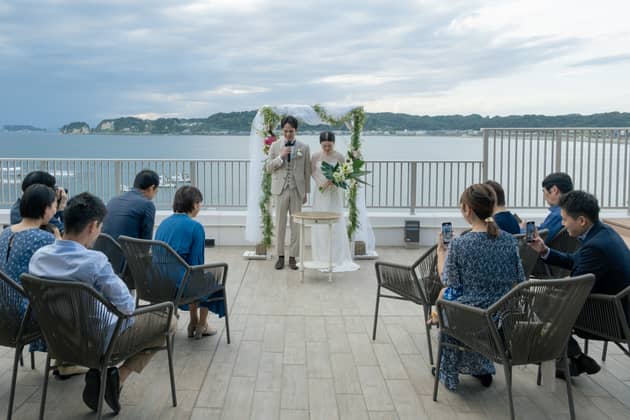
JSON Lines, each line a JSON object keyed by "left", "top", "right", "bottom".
{"left": 245, "top": 104, "right": 375, "bottom": 255}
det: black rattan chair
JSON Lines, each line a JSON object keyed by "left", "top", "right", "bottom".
{"left": 118, "top": 236, "right": 230, "bottom": 344}
{"left": 432, "top": 274, "right": 595, "bottom": 420}
{"left": 514, "top": 229, "right": 548, "bottom": 279}
{"left": 20, "top": 273, "right": 177, "bottom": 420}
{"left": 575, "top": 285, "right": 630, "bottom": 361}
{"left": 92, "top": 233, "right": 134, "bottom": 291}
{"left": 373, "top": 245, "right": 441, "bottom": 364}
{"left": 0, "top": 271, "right": 41, "bottom": 420}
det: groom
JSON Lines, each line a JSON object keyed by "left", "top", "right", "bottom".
{"left": 266, "top": 115, "right": 311, "bottom": 270}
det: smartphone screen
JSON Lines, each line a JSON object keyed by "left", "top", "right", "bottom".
{"left": 526, "top": 221, "right": 536, "bottom": 242}
{"left": 442, "top": 222, "right": 453, "bottom": 244}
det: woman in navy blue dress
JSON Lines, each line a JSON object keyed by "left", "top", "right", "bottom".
{"left": 484, "top": 180, "right": 520, "bottom": 234}
{"left": 155, "top": 186, "right": 225, "bottom": 339}
{"left": 436, "top": 184, "right": 525, "bottom": 391}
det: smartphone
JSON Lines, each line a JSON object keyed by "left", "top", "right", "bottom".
{"left": 441, "top": 222, "right": 453, "bottom": 244}
{"left": 525, "top": 221, "right": 536, "bottom": 242}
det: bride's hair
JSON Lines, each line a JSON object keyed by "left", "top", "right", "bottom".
{"left": 319, "top": 131, "right": 335, "bottom": 143}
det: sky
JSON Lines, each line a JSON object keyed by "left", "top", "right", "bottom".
{"left": 1, "top": 0, "right": 629, "bottom": 128}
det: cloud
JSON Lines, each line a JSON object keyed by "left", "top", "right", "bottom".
{"left": 0, "top": 0, "right": 629, "bottom": 127}
{"left": 571, "top": 54, "right": 630, "bottom": 68}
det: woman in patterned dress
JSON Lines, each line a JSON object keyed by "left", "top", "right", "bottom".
{"left": 436, "top": 183, "right": 526, "bottom": 391}
{"left": 0, "top": 184, "right": 59, "bottom": 352}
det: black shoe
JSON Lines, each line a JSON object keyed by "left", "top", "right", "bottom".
{"left": 275, "top": 256, "right": 285, "bottom": 270}
{"left": 288, "top": 257, "right": 298, "bottom": 270}
{"left": 555, "top": 358, "right": 580, "bottom": 380}
{"left": 431, "top": 367, "right": 436, "bottom": 377}
{"left": 576, "top": 354, "right": 601, "bottom": 375}
{"left": 105, "top": 367, "right": 121, "bottom": 414}
{"left": 473, "top": 374, "right": 493, "bottom": 387}
{"left": 82, "top": 369, "right": 100, "bottom": 412}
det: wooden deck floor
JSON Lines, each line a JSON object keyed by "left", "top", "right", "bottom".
{"left": 1, "top": 246, "right": 629, "bottom": 420}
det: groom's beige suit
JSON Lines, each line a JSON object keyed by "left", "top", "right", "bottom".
{"left": 266, "top": 139, "right": 311, "bottom": 257}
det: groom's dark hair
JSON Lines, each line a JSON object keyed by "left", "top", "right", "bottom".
{"left": 281, "top": 116, "right": 298, "bottom": 130}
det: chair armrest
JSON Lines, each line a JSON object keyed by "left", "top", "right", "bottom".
{"left": 436, "top": 299, "right": 500, "bottom": 360}
{"left": 616, "top": 285, "right": 630, "bottom": 300}
{"left": 180, "top": 263, "right": 228, "bottom": 301}
{"left": 126, "top": 301, "right": 174, "bottom": 318}
{"left": 109, "top": 302, "right": 175, "bottom": 361}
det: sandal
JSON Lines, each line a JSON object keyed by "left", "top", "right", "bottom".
{"left": 194, "top": 323, "right": 217, "bottom": 339}
{"left": 187, "top": 323, "right": 196, "bottom": 338}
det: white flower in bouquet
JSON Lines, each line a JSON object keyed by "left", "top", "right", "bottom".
{"left": 341, "top": 162, "right": 352, "bottom": 176}
{"left": 333, "top": 171, "right": 344, "bottom": 183}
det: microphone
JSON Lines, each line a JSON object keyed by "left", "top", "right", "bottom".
{"left": 285, "top": 141, "right": 294, "bottom": 162}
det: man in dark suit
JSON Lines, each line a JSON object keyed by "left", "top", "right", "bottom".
{"left": 529, "top": 190, "right": 630, "bottom": 376}
{"left": 102, "top": 170, "right": 159, "bottom": 240}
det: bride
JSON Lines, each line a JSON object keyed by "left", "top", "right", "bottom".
{"left": 309, "top": 131, "right": 360, "bottom": 272}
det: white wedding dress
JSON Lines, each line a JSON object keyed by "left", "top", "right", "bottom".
{"left": 309, "top": 151, "right": 360, "bottom": 272}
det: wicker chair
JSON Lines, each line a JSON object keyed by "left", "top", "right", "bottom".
{"left": 0, "top": 271, "right": 41, "bottom": 420}
{"left": 373, "top": 245, "right": 441, "bottom": 364}
{"left": 432, "top": 274, "right": 595, "bottom": 420}
{"left": 575, "top": 285, "right": 630, "bottom": 361}
{"left": 92, "top": 233, "right": 134, "bottom": 291}
{"left": 118, "top": 236, "right": 230, "bottom": 344}
{"left": 20, "top": 273, "right": 177, "bottom": 420}
{"left": 514, "top": 229, "right": 548, "bottom": 279}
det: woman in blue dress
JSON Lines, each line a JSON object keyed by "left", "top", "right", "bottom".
{"left": 436, "top": 183, "right": 526, "bottom": 391}
{"left": 0, "top": 184, "right": 59, "bottom": 351}
{"left": 155, "top": 186, "right": 225, "bottom": 339}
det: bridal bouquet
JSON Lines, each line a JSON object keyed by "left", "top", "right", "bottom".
{"left": 319, "top": 151, "right": 370, "bottom": 192}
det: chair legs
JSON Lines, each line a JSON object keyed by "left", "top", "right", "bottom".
{"left": 602, "top": 341, "right": 608, "bottom": 361}
{"left": 166, "top": 335, "right": 178, "bottom": 407}
{"left": 38, "top": 354, "right": 52, "bottom": 420}
{"left": 503, "top": 363, "right": 515, "bottom": 420}
{"left": 31, "top": 351, "right": 35, "bottom": 370}
{"left": 562, "top": 352, "right": 577, "bottom": 420}
{"left": 7, "top": 345, "right": 23, "bottom": 420}
{"left": 423, "top": 305, "right": 434, "bottom": 365}
{"left": 432, "top": 333, "right": 443, "bottom": 402}
{"left": 536, "top": 363, "right": 542, "bottom": 386}
{"left": 372, "top": 285, "right": 381, "bottom": 341}
{"left": 223, "top": 295, "right": 231, "bottom": 344}
{"left": 95, "top": 365, "right": 108, "bottom": 420}
{"left": 584, "top": 338, "right": 589, "bottom": 356}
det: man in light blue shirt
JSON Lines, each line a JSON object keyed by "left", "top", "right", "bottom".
{"left": 29, "top": 192, "right": 175, "bottom": 415}
{"left": 521, "top": 172, "right": 573, "bottom": 243}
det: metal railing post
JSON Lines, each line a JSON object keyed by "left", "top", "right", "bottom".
{"left": 190, "top": 161, "right": 197, "bottom": 186}
{"left": 482, "top": 129, "right": 489, "bottom": 181}
{"left": 409, "top": 162, "right": 417, "bottom": 215}
{"left": 115, "top": 161, "right": 122, "bottom": 195}
{"left": 554, "top": 129, "right": 563, "bottom": 172}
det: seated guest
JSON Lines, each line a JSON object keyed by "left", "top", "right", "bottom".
{"left": 10, "top": 170, "right": 67, "bottom": 233}
{"left": 436, "top": 184, "right": 526, "bottom": 391}
{"left": 0, "top": 184, "right": 58, "bottom": 353}
{"left": 529, "top": 190, "right": 630, "bottom": 377}
{"left": 102, "top": 169, "right": 159, "bottom": 240}
{"left": 484, "top": 180, "right": 520, "bottom": 234}
{"left": 527, "top": 172, "right": 573, "bottom": 243}
{"left": 29, "top": 192, "right": 176, "bottom": 414}
{"left": 155, "top": 186, "right": 225, "bottom": 339}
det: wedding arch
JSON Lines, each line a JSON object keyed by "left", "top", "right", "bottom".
{"left": 244, "top": 104, "right": 375, "bottom": 256}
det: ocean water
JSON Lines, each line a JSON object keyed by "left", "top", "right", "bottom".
{"left": 0, "top": 132, "right": 482, "bottom": 161}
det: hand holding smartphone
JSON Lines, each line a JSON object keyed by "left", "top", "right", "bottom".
{"left": 441, "top": 222, "right": 453, "bottom": 245}
{"left": 525, "top": 221, "right": 536, "bottom": 242}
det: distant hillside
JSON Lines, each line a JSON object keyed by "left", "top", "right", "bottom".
{"left": 61, "top": 111, "right": 630, "bottom": 135}
{"left": 3, "top": 124, "right": 46, "bottom": 132}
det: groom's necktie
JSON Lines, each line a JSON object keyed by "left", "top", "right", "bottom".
{"left": 285, "top": 141, "right": 295, "bottom": 162}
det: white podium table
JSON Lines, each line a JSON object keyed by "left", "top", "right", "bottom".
{"left": 293, "top": 211, "right": 341, "bottom": 282}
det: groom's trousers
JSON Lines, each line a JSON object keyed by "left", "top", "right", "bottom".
{"left": 275, "top": 187, "right": 302, "bottom": 257}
